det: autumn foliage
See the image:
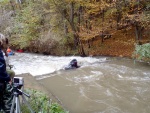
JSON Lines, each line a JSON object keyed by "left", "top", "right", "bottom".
{"left": 0, "top": 0, "right": 149, "bottom": 58}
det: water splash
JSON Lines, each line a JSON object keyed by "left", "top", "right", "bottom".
{"left": 9, "top": 53, "right": 107, "bottom": 76}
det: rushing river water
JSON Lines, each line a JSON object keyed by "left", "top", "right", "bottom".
{"left": 9, "top": 53, "right": 150, "bottom": 113}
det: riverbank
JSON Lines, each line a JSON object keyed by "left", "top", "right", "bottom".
{"left": 16, "top": 73, "right": 57, "bottom": 101}
{"left": 16, "top": 73, "right": 47, "bottom": 93}
{"left": 15, "top": 73, "right": 64, "bottom": 106}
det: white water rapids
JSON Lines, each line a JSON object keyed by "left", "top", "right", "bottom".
{"left": 8, "top": 52, "right": 150, "bottom": 113}
{"left": 9, "top": 53, "right": 107, "bottom": 76}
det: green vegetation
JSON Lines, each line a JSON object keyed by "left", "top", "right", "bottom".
{"left": 22, "top": 89, "right": 68, "bottom": 113}
{"left": 134, "top": 43, "right": 150, "bottom": 62}
{"left": 12, "top": 1, "right": 42, "bottom": 48}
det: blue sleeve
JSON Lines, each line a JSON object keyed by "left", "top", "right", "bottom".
{"left": 0, "top": 50, "right": 10, "bottom": 82}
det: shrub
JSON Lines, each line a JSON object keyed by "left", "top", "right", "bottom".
{"left": 134, "top": 43, "right": 150, "bottom": 62}
{"left": 21, "top": 89, "right": 69, "bottom": 113}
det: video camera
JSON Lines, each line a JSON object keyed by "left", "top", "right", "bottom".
{"left": 13, "top": 77, "right": 24, "bottom": 89}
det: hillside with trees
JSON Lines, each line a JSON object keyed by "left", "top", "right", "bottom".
{"left": 0, "top": 0, "right": 150, "bottom": 61}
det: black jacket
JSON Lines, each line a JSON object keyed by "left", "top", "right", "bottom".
{"left": 0, "top": 49, "right": 10, "bottom": 82}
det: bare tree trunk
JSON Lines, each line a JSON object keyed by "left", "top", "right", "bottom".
{"left": 101, "top": 9, "right": 104, "bottom": 43}
{"left": 135, "top": 21, "right": 143, "bottom": 43}
{"left": 62, "top": 10, "right": 68, "bottom": 36}
{"left": 116, "top": 11, "right": 122, "bottom": 30}
{"left": 64, "top": 22, "right": 68, "bottom": 36}
{"left": 101, "top": 30, "right": 104, "bottom": 43}
{"left": 78, "top": 39, "right": 86, "bottom": 57}
{"left": 70, "top": 2, "right": 78, "bottom": 48}
{"left": 77, "top": 6, "right": 82, "bottom": 32}
{"left": 135, "top": 23, "right": 139, "bottom": 42}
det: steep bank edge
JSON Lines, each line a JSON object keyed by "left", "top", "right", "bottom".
{"left": 16, "top": 73, "right": 67, "bottom": 111}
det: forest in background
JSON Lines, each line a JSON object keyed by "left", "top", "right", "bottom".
{"left": 0, "top": 0, "right": 150, "bottom": 61}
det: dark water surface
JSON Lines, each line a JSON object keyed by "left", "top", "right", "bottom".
{"left": 9, "top": 53, "right": 150, "bottom": 113}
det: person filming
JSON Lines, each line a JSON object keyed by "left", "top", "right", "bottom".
{"left": 0, "top": 33, "right": 13, "bottom": 113}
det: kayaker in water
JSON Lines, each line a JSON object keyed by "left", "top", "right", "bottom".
{"left": 65, "top": 59, "right": 80, "bottom": 70}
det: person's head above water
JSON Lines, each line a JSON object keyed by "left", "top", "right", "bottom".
{"left": 70, "top": 59, "right": 78, "bottom": 67}
{"left": 72, "top": 59, "right": 77, "bottom": 62}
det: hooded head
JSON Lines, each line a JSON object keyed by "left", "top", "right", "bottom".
{"left": 70, "top": 59, "right": 78, "bottom": 67}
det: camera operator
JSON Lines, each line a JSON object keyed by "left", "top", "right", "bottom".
{"left": 0, "top": 33, "right": 13, "bottom": 113}
{"left": 3, "top": 49, "right": 15, "bottom": 80}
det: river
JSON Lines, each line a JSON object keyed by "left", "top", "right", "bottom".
{"left": 9, "top": 53, "right": 150, "bottom": 113}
